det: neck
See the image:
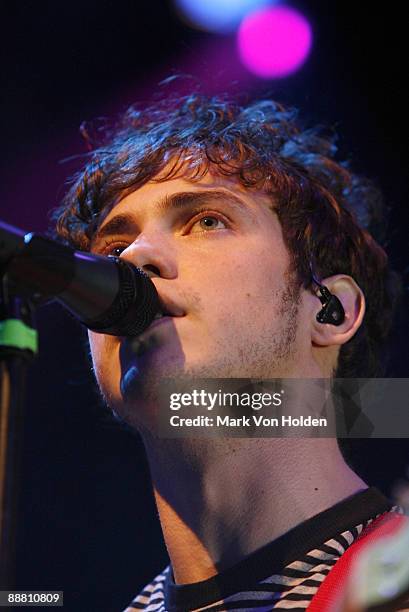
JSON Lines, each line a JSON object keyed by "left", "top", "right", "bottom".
{"left": 142, "top": 436, "right": 367, "bottom": 584}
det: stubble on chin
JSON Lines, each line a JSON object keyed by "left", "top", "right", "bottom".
{"left": 93, "top": 271, "right": 302, "bottom": 432}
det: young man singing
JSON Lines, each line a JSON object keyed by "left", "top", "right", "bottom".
{"left": 54, "top": 95, "right": 406, "bottom": 610}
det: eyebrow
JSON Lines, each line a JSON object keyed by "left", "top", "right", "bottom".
{"left": 91, "top": 189, "right": 253, "bottom": 248}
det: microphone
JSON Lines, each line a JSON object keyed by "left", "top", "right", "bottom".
{"left": 0, "top": 220, "right": 160, "bottom": 336}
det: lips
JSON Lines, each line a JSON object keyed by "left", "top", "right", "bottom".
{"left": 149, "top": 293, "right": 185, "bottom": 326}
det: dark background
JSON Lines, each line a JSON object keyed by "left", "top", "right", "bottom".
{"left": 1, "top": 1, "right": 408, "bottom": 610}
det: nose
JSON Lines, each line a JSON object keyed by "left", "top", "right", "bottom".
{"left": 120, "top": 232, "right": 177, "bottom": 280}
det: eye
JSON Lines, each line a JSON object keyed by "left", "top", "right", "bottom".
{"left": 99, "top": 241, "right": 130, "bottom": 257}
{"left": 109, "top": 246, "right": 127, "bottom": 256}
{"left": 189, "top": 214, "right": 227, "bottom": 234}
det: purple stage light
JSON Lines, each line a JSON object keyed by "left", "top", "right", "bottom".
{"left": 237, "top": 5, "right": 312, "bottom": 78}
{"left": 173, "top": 0, "right": 271, "bottom": 34}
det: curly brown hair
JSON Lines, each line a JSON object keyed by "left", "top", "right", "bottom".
{"left": 53, "top": 94, "right": 400, "bottom": 377}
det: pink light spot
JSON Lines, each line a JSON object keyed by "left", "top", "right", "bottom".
{"left": 237, "top": 6, "right": 312, "bottom": 78}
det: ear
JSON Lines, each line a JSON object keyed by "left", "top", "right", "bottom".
{"left": 310, "top": 275, "right": 366, "bottom": 347}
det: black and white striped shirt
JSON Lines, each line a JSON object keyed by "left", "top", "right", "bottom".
{"left": 124, "top": 488, "right": 405, "bottom": 611}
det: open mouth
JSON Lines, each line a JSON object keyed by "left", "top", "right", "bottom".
{"left": 153, "top": 309, "right": 171, "bottom": 321}
{"left": 148, "top": 300, "right": 185, "bottom": 330}
{"left": 121, "top": 301, "right": 184, "bottom": 357}
{"left": 149, "top": 312, "right": 173, "bottom": 328}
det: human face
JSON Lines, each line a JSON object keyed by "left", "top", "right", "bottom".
{"left": 88, "top": 171, "right": 310, "bottom": 430}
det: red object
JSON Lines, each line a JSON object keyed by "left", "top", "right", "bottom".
{"left": 309, "top": 512, "right": 407, "bottom": 611}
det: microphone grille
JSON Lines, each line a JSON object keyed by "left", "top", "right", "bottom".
{"left": 87, "top": 258, "right": 160, "bottom": 336}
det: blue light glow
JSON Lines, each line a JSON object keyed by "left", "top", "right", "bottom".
{"left": 173, "top": 0, "right": 274, "bottom": 33}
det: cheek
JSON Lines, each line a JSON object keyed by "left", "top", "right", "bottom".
{"left": 207, "top": 250, "right": 285, "bottom": 307}
{"left": 184, "top": 268, "right": 279, "bottom": 340}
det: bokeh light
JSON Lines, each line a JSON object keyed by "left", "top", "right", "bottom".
{"left": 173, "top": 0, "right": 272, "bottom": 34}
{"left": 237, "top": 5, "right": 312, "bottom": 78}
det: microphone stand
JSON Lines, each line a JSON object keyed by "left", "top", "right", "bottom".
{"left": 0, "top": 274, "right": 38, "bottom": 588}
{"left": 0, "top": 219, "right": 159, "bottom": 588}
